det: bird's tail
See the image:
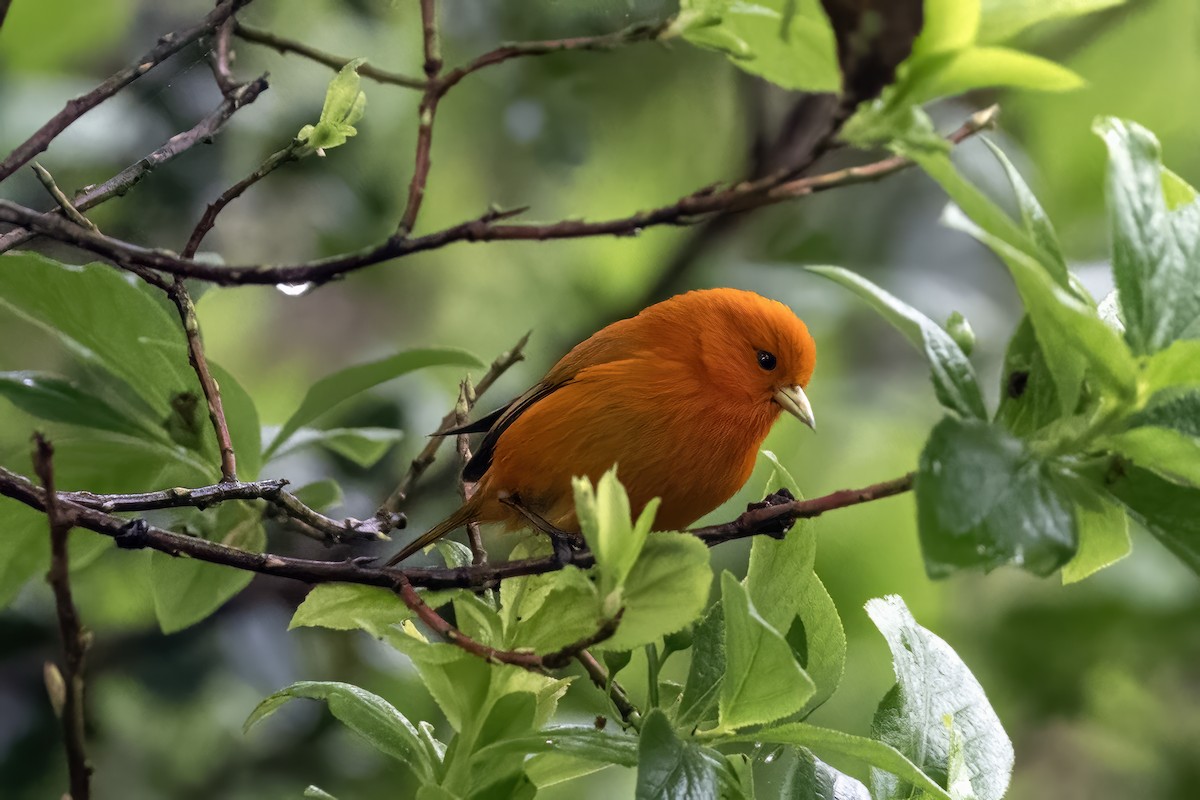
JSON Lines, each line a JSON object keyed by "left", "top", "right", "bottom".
{"left": 384, "top": 501, "right": 478, "bottom": 566}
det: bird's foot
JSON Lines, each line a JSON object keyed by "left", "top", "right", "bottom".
{"left": 746, "top": 487, "right": 796, "bottom": 539}
{"left": 501, "top": 494, "right": 584, "bottom": 564}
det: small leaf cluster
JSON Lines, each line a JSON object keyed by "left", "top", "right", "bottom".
{"left": 263, "top": 467, "right": 1012, "bottom": 799}
{"left": 0, "top": 251, "right": 481, "bottom": 627}
{"left": 813, "top": 118, "right": 1200, "bottom": 581}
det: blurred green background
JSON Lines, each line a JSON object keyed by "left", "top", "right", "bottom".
{"left": 1, "top": 0, "right": 1198, "bottom": 797}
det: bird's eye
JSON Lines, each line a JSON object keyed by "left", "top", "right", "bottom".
{"left": 756, "top": 350, "right": 777, "bottom": 371}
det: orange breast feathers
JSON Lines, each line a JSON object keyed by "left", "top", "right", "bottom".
{"left": 387, "top": 288, "right": 816, "bottom": 564}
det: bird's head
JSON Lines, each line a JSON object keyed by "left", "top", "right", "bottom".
{"left": 653, "top": 289, "right": 817, "bottom": 430}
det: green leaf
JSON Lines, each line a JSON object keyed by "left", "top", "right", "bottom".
{"left": 142, "top": 339, "right": 263, "bottom": 477}
{"left": 245, "top": 681, "right": 434, "bottom": 783}
{"left": 304, "top": 787, "right": 340, "bottom": 800}
{"left": 676, "top": 603, "right": 725, "bottom": 730}
{"left": 718, "top": 572, "right": 815, "bottom": 732}
{"left": 501, "top": 565, "right": 605, "bottom": 655}
{"left": 574, "top": 467, "right": 659, "bottom": 604}
{"left": 636, "top": 708, "right": 718, "bottom": 799}
{"left": 296, "top": 58, "right": 368, "bottom": 154}
{"left": 809, "top": 266, "right": 986, "bottom": 419}
{"left": 270, "top": 426, "right": 404, "bottom": 468}
{"left": 474, "top": 726, "right": 639, "bottom": 769}
{"left": 1163, "top": 167, "right": 1198, "bottom": 210}
{"left": 594, "top": 533, "right": 711, "bottom": 652}
{"left": 1101, "top": 427, "right": 1200, "bottom": 487}
{"left": 678, "top": 0, "right": 840, "bottom": 92}
{"left": 1106, "top": 465, "right": 1200, "bottom": 574}
{"left": 0, "top": 498, "right": 55, "bottom": 609}
{"left": 727, "top": 723, "right": 950, "bottom": 799}
{"left": 994, "top": 317, "right": 1062, "bottom": 436}
{"left": 1129, "top": 390, "right": 1200, "bottom": 438}
{"left": 1095, "top": 117, "right": 1200, "bottom": 354}
{"left": 982, "top": 138, "right": 1069, "bottom": 281}
{"left": 1060, "top": 483, "right": 1130, "bottom": 584}
{"left": 290, "top": 583, "right": 419, "bottom": 633}
{"left": 746, "top": 459, "right": 845, "bottom": 712}
{"left": 912, "top": 0, "right": 979, "bottom": 56}
{"left": 0, "top": 254, "right": 197, "bottom": 417}
{"left": 866, "top": 595, "right": 1013, "bottom": 800}
{"left": 0, "top": 371, "right": 148, "bottom": 437}
{"left": 900, "top": 47, "right": 1082, "bottom": 108}
{"left": 978, "top": 0, "right": 1125, "bottom": 44}
{"left": 781, "top": 747, "right": 871, "bottom": 800}
{"left": 1143, "top": 340, "right": 1200, "bottom": 391}
{"left": 917, "top": 416, "right": 1077, "bottom": 576}
{"left": 942, "top": 203, "right": 1138, "bottom": 409}
{"left": 292, "top": 479, "right": 344, "bottom": 512}
{"left": 265, "top": 347, "right": 481, "bottom": 459}
{"left": 151, "top": 501, "right": 264, "bottom": 633}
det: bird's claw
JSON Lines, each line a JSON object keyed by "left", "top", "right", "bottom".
{"left": 746, "top": 487, "right": 796, "bottom": 539}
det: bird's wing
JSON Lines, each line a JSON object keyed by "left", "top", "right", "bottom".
{"left": 461, "top": 380, "right": 564, "bottom": 482}
{"left": 458, "top": 316, "right": 645, "bottom": 482}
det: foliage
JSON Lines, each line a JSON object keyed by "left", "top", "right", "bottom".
{"left": 2, "top": 0, "right": 1196, "bottom": 798}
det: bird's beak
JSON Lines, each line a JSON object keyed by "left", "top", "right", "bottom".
{"left": 774, "top": 385, "right": 816, "bottom": 431}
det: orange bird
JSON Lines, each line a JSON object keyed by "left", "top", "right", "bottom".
{"left": 387, "top": 288, "right": 816, "bottom": 564}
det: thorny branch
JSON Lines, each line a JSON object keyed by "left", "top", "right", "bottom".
{"left": 34, "top": 436, "right": 93, "bottom": 800}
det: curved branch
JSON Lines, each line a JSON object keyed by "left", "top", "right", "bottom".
{"left": 0, "top": 76, "right": 269, "bottom": 254}
{"left": 0, "top": 462, "right": 913, "bottom": 591}
{"left": 0, "top": 106, "right": 999, "bottom": 286}
{"left": 0, "top": 0, "right": 253, "bottom": 183}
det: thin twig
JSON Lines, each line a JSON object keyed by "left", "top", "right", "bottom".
{"left": 0, "top": 0, "right": 252, "bottom": 183}
{"left": 164, "top": 278, "right": 238, "bottom": 481}
{"left": 394, "top": 572, "right": 620, "bottom": 671}
{"left": 433, "top": 20, "right": 668, "bottom": 98}
{"left": 30, "top": 163, "right": 98, "bottom": 231}
{"left": 577, "top": 650, "right": 640, "bottom": 728}
{"left": 209, "top": 15, "right": 239, "bottom": 96}
{"left": 181, "top": 143, "right": 300, "bottom": 258}
{"left": 0, "top": 107, "right": 1000, "bottom": 286}
{"left": 454, "top": 380, "right": 487, "bottom": 566}
{"left": 33, "top": 435, "right": 92, "bottom": 800}
{"left": 0, "top": 76, "right": 268, "bottom": 254}
{"left": 376, "top": 332, "right": 530, "bottom": 521}
{"left": 60, "top": 477, "right": 390, "bottom": 544}
{"left": 233, "top": 23, "right": 427, "bottom": 89}
{"left": 395, "top": 0, "right": 443, "bottom": 236}
{"left": 0, "top": 463, "right": 914, "bottom": 592}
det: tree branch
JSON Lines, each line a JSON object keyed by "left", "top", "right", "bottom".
{"left": 31, "top": 163, "right": 98, "bottom": 231}
{"left": 0, "top": 0, "right": 13, "bottom": 31}
{"left": 181, "top": 142, "right": 301, "bottom": 259}
{"left": 576, "top": 650, "right": 641, "bottom": 728}
{"left": 395, "top": 0, "right": 444, "bottom": 236}
{"left": 432, "top": 19, "right": 669, "bottom": 99}
{"left": 165, "top": 278, "right": 239, "bottom": 480}
{"left": 0, "top": 107, "right": 999, "bottom": 286}
{"left": 0, "top": 0, "right": 252, "bottom": 183}
{"left": 208, "top": 14, "right": 239, "bottom": 97}
{"left": 0, "top": 462, "right": 913, "bottom": 592}
{"left": 59, "top": 477, "right": 390, "bottom": 545}
{"left": 233, "top": 22, "right": 427, "bottom": 89}
{"left": 0, "top": 76, "right": 268, "bottom": 254}
{"left": 394, "top": 572, "right": 620, "bottom": 671}
{"left": 376, "top": 331, "right": 530, "bottom": 522}
{"left": 33, "top": 435, "right": 92, "bottom": 800}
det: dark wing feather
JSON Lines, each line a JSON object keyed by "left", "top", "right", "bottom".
{"left": 434, "top": 404, "right": 511, "bottom": 436}
{"left": 462, "top": 380, "right": 565, "bottom": 482}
